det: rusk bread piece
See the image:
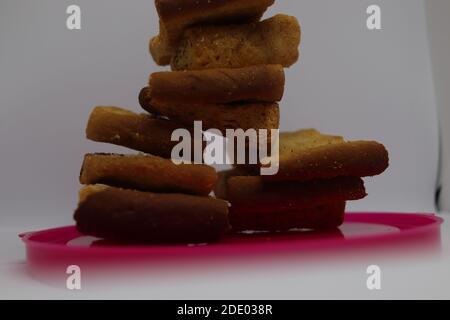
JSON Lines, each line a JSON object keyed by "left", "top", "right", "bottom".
{"left": 75, "top": 185, "right": 230, "bottom": 244}
{"left": 231, "top": 129, "right": 344, "bottom": 173}
{"left": 150, "top": 0, "right": 275, "bottom": 65}
{"left": 229, "top": 202, "right": 346, "bottom": 233}
{"left": 216, "top": 174, "right": 366, "bottom": 213}
{"left": 172, "top": 14, "right": 301, "bottom": 70}
{"left": 80, "top": 153, "right": 218, "bottom": 196}
{"left": 79, "top": 185, "right": 109, "bottom": 203}
{"left": 140, "top": 88, "right": 280, "bottom": 133}
{"left": 147, "top": 65, "right": 285, "bottom": 105}
{"left": 214, "top": 167, "right": 255, "bottom": 199}
{"left": 86, "top": 106, "right": 202, "bottom": 160}
{"left": 259, "top": 129, "right": 389, "bottom": 181}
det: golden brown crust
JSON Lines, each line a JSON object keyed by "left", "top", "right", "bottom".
{"left": 78, "top": 185, "right": 109, "bottom": 203}
{"left": 147, "top": 65, "right": 285, "bottom": 105}
{"left": 220, "top": 175, "right": 366, "bottom": 213}
{"left": 151, "top": 0, "right": 275, "bottom": 65}
{"left": 231, "top": 129, "right": 390, "bottom": 181}
{"left": 140, "top": 90, "right": 280, "bottom": 133}
{"left": 171, "top": 14, "right": 301, "bottom": 70}
{"left": 85, "top": 106, "right": 202, "bottom": 160}
{"left": 265, "top": 132, "right": 389, "bottom": 181}
{"left": 79, "top": 153, "right": 218, "bottom": 196}
{"left": 230, "top": 129, "right": 346, "bottom": 173}
{"left": 214, "top": 168, "right": 256, "bottom": 199}
{"left": 229, "top": 202, "right": 346, "bottom": 232}
{"left": 75, "top": 186, "right": 230, "bottom": 244}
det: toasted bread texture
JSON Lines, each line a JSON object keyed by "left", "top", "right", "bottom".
{"left": 229, "top": 202, "right": 346, "bottom": 233}
{"left": 215, "top": 172, "right": 366, "bottom": 212}
{"left": 150, "top": 0, "right": 275, "bottom": 65}
{"left": 214, "top": 167, "right": 256, "bottom": 199}
{"left": 75, "top": 186, "right": 230, "bottom": 244}
{"left": 171, "top": 14, "right": 301, "bottom": 70}
{"left": 140, "top": 88, "right": 280, "bottom": 133}
{"left": 261, "top": 129, "right": 389, "bottom": 181}
{"left": 147, "top": 65, "right": 285, "bottom": 105}
{"left": 78, "top": 184, "right": 109, "bottom": 203}
{"left": 235, "top": 129, "right": 389, "bottom": 181}
{"left": 80, "top": 153, "right": 218, "bottom": 196}
{"left": 86, "top": 106, "right": 202, "bottom": 160}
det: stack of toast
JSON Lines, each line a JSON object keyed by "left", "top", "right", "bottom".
{"left": 215, "top": 129, "right": 389, "bottom": 232}
{"left": 74, "top": 0, "right": 388, "bottom": 244}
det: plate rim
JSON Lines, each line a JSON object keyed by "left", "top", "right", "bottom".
{"left": 19, "top": 212, "right": 444, "bottom": 253}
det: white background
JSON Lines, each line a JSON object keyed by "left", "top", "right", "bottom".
{"left": 1, "top": 0, "right": 449, "bottom": 299}
{"left": 425, "top": 1, "right": 450, "bottom": 211}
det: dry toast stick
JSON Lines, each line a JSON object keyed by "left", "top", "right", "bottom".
{"left": 150, "top": 0, "right": 275, "bottom": 65}
{"left": 140, "top": 89, "right": 280, "bottom": 133}
{"left": 172, "top": 14, "right": 301, "bottom": 70}
{"left": 264, "top": 130, "right": 389, "bottom": 181}
{"left": 86, "top": 106, "right": 203, "bottom": 160}
{"left": 80, "top": 153, "right": 218, "bottom": 196}
{"left": 75, "top": 185, "right": 230, "bottom": 244}
{"left": 229, "top": 202, "right": 346, "bottom": 232}
{"left": 147, "top": 65, "right": 285, "bottom": 105}
{"left": 232, "top": 129, "right": 390, "bottom": 181}
{"left": 220, "top": 175, "right": 366, "bottom": 213}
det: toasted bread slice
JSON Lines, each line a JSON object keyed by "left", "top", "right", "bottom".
{"left": 229, "top": 202, "right": 346, "bottom": 233}
{"left": 140, "top": 88, "right": 280, "bottom": 133}
{"left": 78, "top": 184, "right": 109, "bottom": 203}
{"left": 214, "top": 167, "right": 256, "bottom": 199}
{"left": 75, "top": 185, "right": 230, "bottom": 244}
{"left": 80, "top": 153, "right": 218, "bottom": 196}
{"left": 146, "top": 65, "right": 285, "bottom": 105}
{"left": 86, "top": 106, "right": 202, "bottom": 160}
{"left": 150, "top": 0, "right": 275, "bottom": 65}
{"left": 260, "top": 129, "right": 389, "bottom": 181}
{"left": 172, "top": 14, "right": 301, "bottom": 70}
{"left": 214, "top": 170, "right": 366, "bottom": 212}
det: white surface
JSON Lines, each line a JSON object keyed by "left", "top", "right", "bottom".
{"left": 0, "top": 0, "right": 440, "bottom": 230}
{"left": 425, "top": 1, "right": 450, "bottom": 211}
{"left": 0, "top": 213, "right": 449, "bottom": 300}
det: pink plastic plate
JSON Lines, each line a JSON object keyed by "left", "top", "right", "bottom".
{"left": 20, "top": 213, "right": 443, "bottom": 268}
